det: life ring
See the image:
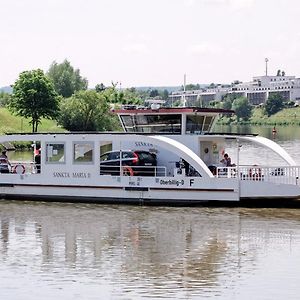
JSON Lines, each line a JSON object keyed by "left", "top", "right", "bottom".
{"left": 249, "top": 167, "right": 262, "bottom": 180}
{"left": 13, "top": 164, "right": 26, "bottom": 174}
{"left": 122, "top": 166, "right": 134, "bottom": 176}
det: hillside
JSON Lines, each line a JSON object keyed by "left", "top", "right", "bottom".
{"left": 0, "top": 108, "right": 65, "bottom": 134}
{"left": 219, "top": 106, "right": 300, "bottom": 126}
{"left": 250, "top": 106, "right": 300, "bottom": 125}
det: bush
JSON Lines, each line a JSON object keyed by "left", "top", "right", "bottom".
{"left": 265, "top": 93, "right": 284, "bottom": 116}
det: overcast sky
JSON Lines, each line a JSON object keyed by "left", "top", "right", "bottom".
{"left": 1, "top": 0, "right": 300, "bottom": 88}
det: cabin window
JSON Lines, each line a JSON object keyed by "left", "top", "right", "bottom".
{"left": 100, "top": 141, "right": 112, "bottom": 156}
{"left": 46, "top": 143, "right": 65, "bottom": 163}
{"left": 203, "top": 116, "right": 214, "bottom": 131}
{"left": 186, "top": 115, "right": 215, "bottom": 134}
{"left": 73, "top": 142, "right": 94, "bottom": 163}
{"left": 136, "top": 114, "right": 181, "bottom": 133}
{"left": 120, "top": 114, "right": 181, "bottom": 133}
{"left": 120, "top": 116, "right": 134, "bottom": 132}
{"left": 186, "top": 115, "right": 204, "bottom": 133}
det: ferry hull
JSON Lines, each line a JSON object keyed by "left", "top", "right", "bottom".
{"left": 0, "top": 178, "right": 240, "bottom": 205}
{"left": 1, "top": 189, "right": 299, "bottom": 207}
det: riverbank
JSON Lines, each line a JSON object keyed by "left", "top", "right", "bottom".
{"left": 0, "top": 107, "right": 64, "bottom": 134}
{"left": 219, "top": 106, "right": 300, "bottom": 126}
{"left": 1, "top": 106, "right": 300, "bottom": 134}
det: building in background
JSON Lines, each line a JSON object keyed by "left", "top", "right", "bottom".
{"left": 169, "top": 74, "right": 300, "bottom": 107}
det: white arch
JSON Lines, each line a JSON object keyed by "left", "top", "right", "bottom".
{"left": 148, "top": 135, "right": 213, "bottom": 178}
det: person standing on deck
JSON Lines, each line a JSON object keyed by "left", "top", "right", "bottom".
{"left": 0, "top": 150, "right": 11, "bottom": 173}
{"left": 34, "top": 149, "right": 41, "bottom": 173}
{"left": 220, "top": 153, "right": 232, "bottom": 167}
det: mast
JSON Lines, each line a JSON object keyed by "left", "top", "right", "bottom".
{"left": 181, "top": 73, "right": 187, "bottom": 107}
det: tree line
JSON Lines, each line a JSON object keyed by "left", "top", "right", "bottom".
{"left": 205, "top": 92, "right": 288, "bottom": 122}
{"left": 0, "top": 60, "right": 170, "bottom": 132}
{"left": 182, "top": 81, "right": 290, "bottom": 121}
{"left": 0, "top": 60, "right": 291, "bottom": 131}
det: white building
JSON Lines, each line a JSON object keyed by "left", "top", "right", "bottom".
{"left": 169, "top": 75, "right": 300, "bottom": 106}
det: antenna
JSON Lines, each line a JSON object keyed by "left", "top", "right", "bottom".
{"left": 265, "top": 58, "right": 269, "bottom": 76}
{"left": 182, "top": 73, "right": 187, "bottom": 107}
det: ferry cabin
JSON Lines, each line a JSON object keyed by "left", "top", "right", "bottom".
{"left": 115, "top": 107, "right": 232, "bottom": 176}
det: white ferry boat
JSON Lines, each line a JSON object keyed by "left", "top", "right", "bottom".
{"left": 0, "top": 106, "right": 300, "bottom": 205}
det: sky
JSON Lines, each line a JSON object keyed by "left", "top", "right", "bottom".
{"left": 1, "top": 0, "right": 300, "bottom": 88}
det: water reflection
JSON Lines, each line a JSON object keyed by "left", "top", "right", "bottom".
{"left": 1, "top": 201, "right": 300, "bottom": 299}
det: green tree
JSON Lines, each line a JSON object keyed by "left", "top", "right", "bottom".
{"left": 0, "top": 91, "right": 11, "bottom": 107}
{"left": 182, "top": 83, "right": 201, "bottom": 91}
{"left": 9, "top": 69, "right": 59, "bottom": 132}
{"left": 149, "top": 89, "right": 159, "bottom": 98}
{"left": 101, "top": 86, "right": 120, "bottom": 104}
{"left": 121, "top": 88, "right": 143, "bottom": 104}
{"left": 160, "top": 89, "right": 169, "bottom": 100}
{"left": 221, "top": 97, "right": 232, "bottom": 110}
{"left": 231, "top": 80, "right": 242, "bottom": 85}
{"left": 221, "top": 93, "right": 241, "bottom": 110}
{"left": 58, "top": 90, "right": 119, "bottom": 131}
{"left": 265, "top": 93, "right": 284, "bottom": 116}
{"left": 47, "top": 59, "right": 88, "bottom": 97}
{"left": 95, "top": 83, "right": 106, "bottom": 92}
{"left": 232, "top": 97, "right": 252, "bottom": 121}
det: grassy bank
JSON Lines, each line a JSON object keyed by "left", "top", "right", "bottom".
{"left": 0, "top": 108, "right": 65, "bottom": 134}
{"left": 250, "top": 106, "right": 300, "bottom": 125}
{"left": 219, "top": 106, "right": 300, "bottom": 126}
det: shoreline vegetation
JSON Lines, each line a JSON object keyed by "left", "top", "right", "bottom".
{"left": 0, "top": 106, "right": 300, "bottom": 136}
{"left": 218, "top": 106, "right": 300, "bottom": 126}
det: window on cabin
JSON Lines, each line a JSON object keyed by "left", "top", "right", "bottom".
{"left": 73, "top": 142, "right": 94, "bottom": 163}
{"left": 120, "top": 116, "right": 134, "bottom": 132}
{"left": 120, "top": 114, "right": 181, "bottom": 133}
{"left": 46, "top": 143, "right": 65, "bottom": 163}
{"left": 186, "top": 115, "right": 204, "bottom": 133}
{"left": 136, "top": 114, "right": 181, "bottom": 133}
{"left": 186, "top": 115, "right": 215, "bottom": 134}
{"left": 203, "top": 116, "right": 214, "bottom": 131}
{"left": 100, "top": 141, "right": 112, "bottom": 156}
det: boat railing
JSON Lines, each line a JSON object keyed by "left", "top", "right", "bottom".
{"left": 216, "top": 165, "right": 300, "bottom": 186}
{"left": 99, "top": 165, "right": 167, "bottom": 177}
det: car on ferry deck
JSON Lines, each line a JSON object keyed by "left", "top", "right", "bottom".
{"left": 100, "top": 150, "right": 157, "bottom": 176}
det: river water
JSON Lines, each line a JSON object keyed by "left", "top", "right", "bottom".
{"left": 1, "top": 125, "right": 300, "bottom": 299}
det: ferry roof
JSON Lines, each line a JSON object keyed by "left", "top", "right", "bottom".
{"left": 5, "top": 131, "right": 256, "bottom": 136}
{"left": 113, "top": 107, "right": 234, "bottom": 115}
